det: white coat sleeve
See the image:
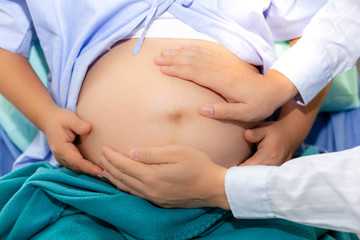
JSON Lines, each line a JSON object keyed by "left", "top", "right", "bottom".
{"left": 266, "top": 0, "right": 326, "bottom": 41}
{"left": 271, "top": 0, "right": 360, "bottom": 105}
{"left": 225, "top": 146, "right": 360, "bottom": 233}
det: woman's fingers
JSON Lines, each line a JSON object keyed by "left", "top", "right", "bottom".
{"left": 53, "top": 139, "right": 103, "bottom": 177}
{"left": 64, "top": 110, "right": 92, "bottom": 135}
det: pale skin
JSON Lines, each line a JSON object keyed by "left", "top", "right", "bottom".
{"left": 99, "top": 41, "right": 330, "bottom": 208}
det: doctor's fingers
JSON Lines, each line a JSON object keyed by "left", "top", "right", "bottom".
{"left": 239, "top": 148, "right": 270, "bottom": 166}
{"left": 131, "top": 144, "right": 202, "bottom": 164}
{"left": 155, "top": 50, "right": 215, "bottom": 68}
{"left": 160, "top": 63, "right": 227, "bottom": 94}
{"left": 161, "top": 45, "right": 218, "bottom": 57}
{"left": 240, "top": 148, "right": 287, "bottom": 167}
{"left": 103, "top": 168, "right": 178, "bottom": 209}
{"left": 101, "top": 146, "right": 147, "bottom": 181}
{"left": 155, "top": 47, "right": 218, "bottom": 67}
{"left": 102, "top": 169, "right": 146, "bottom": 199}
{"left": 99, "top": 151, "right": 156, "bottom": 199}
{"left": 200, "top": 102, "right": 266, "bottom": 122}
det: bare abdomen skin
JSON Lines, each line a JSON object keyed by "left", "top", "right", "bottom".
{"left": 76, "top": 38, "right": 255, "bottom": 168}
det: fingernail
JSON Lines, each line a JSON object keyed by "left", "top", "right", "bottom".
{"left": 200, "top": 106, "right": 213, "bottom": 116}
{"left": 128, "top": 148, "right": 138, "bottom": 160}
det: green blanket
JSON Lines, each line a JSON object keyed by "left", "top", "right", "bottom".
{"left": 0, "top": 163, "right": 358, "bottom": 240}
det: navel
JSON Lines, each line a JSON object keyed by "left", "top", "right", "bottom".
{"left": 168, "top": 112, "right": 183, "bottom": 123}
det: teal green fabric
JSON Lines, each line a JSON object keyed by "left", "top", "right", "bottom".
{"left": 320, "top": 67, "right": 359, "bottom": 112}
{"left": 294, "top": 144, "right": 320, "bottom": 158}
{"left": 274, "top": 41, "right": 360, "bottom": 112}
{"left": 0, "top": 41, "right": 48, "bottom": 151}
{"left": 0, "top": 163, "right": 358, "bottom": 240}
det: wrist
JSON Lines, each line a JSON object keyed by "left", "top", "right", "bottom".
{"left": 264, "top": 68, "right": 298, "bottom": 109}
{"left": 209, "top": 166, "right": 230, "bottom": 210}
{"left": 35, "top": 103, "right": 61, "bottom": 133}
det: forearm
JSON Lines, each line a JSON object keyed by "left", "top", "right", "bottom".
{"left": 0, "top": 48, "right": 58, "bottom": 132}
{"left": 276, "top": 83, "right": 330, "bottom": 155}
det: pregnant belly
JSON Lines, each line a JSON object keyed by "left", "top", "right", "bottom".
{"left": 76, "top": 38, "right": 256, "bottom": 168}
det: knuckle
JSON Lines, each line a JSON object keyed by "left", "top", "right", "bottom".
{"left": 145, "top": 189, "right": 158, "bottom": 201}
{"left": 143, "top": 175, "right": 156, "bottom": 187}
{"left": 163, "top": 65, "right": 180, "bottom": 77}
{"left": 118, "top": 176, "right": 125, "bottom": 185}
{"left": 118, "top": 163, "right": 126, "bottom": 174}
{"left": 142, "top": 150, "right": 152, "bottom": 163}
{"left": 165, "top": 55, "right": 176, "bottom": 63}
{"left": 181, "top": 66, "right": 194, "bottom": 78}
{"left": 51, "top": 146, "right": 61, "bottom": 158}
{"left": 172, "top": 49, "right": 182, "bottom": 55}
{"left": 214, "top": 107, "right": 228, "bottom": 119}
{"left": 189, "top": 45, "right": 201, "bottom": 52}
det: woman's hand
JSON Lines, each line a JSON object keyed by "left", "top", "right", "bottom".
{"left": 154, "top": 45, "right": 298, "bottom": 122}
{"left": 99, "top": 145, "right": 230, "bottom": 209}
{"left": 0, "top": 50, "right": 103, "bottom": 177}
{"left": 42, "top": 107, "right": 103, "bottom": 177}
{"left": 241, "top": 121, "right": 297, "bottom": 166}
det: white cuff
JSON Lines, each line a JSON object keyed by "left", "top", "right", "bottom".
{"left": 271, "top": 37, "right": 332, "bottom": 105}
{"left": 225, "top": 166, "right": 276, "bottom": 219}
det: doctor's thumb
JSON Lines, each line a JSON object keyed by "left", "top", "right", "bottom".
{"left": 244, "top": 128, "right": 265, "bottom": 144}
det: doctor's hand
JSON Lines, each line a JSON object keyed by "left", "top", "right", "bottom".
{"left": 154, "top": 45, "right": 298, "bottom": 122}
{"left": 241, "top": 121, "right": 297, "bottom": 166}
{"left": 99, "top": 145, "right": 230, "bottom": 209}
{"left": 43, "top": 107, "right": 103, "bottom": 177}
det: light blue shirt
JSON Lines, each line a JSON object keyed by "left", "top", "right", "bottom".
{"left": 0, "top": 1, "right": 325, "bottom": 168}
